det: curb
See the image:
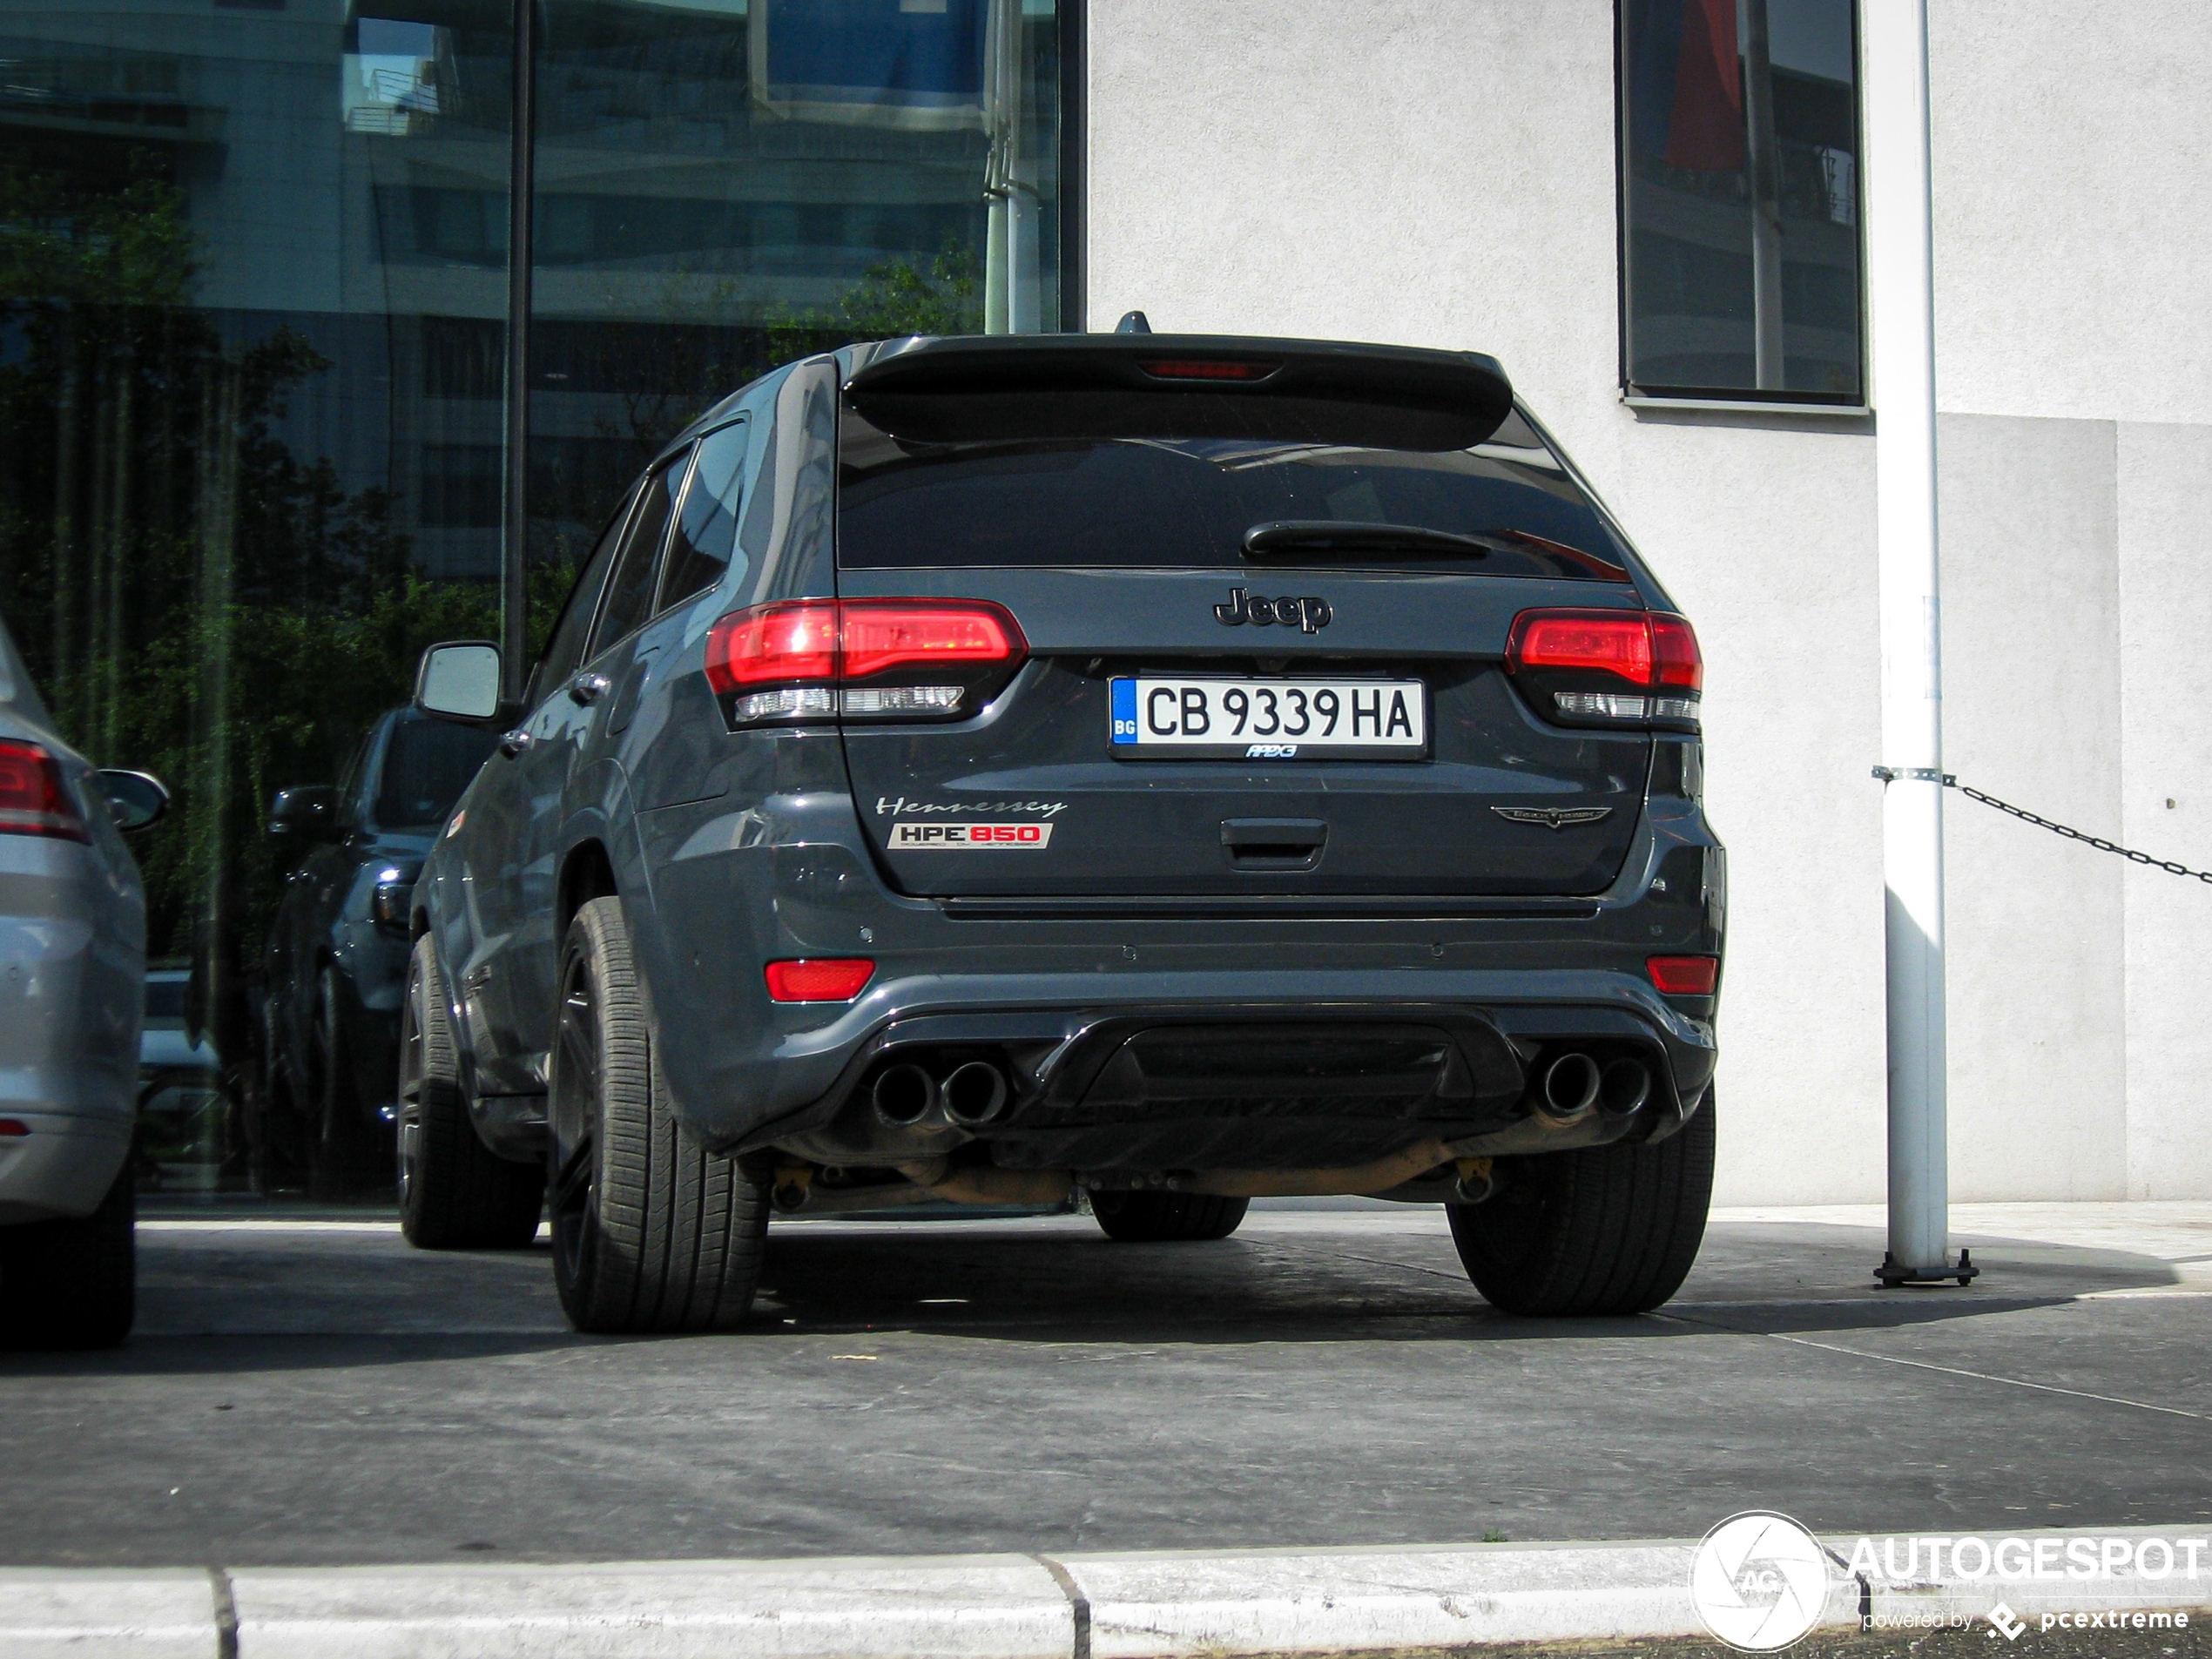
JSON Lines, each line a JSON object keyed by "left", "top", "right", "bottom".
{"left": 5, "top": 1527, "right": 2209, "bottom": 1658}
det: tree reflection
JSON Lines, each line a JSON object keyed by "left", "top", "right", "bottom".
{"left": 0, "top": 159, "right": 527, "bottom": 1113}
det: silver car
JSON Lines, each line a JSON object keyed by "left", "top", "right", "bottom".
{"left": 0, "top": 615, "right": 167, "bottom": 1349}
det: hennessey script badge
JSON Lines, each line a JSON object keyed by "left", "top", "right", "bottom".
{"left": 1491, "top": 806, "right": 1614, "bottom": 831}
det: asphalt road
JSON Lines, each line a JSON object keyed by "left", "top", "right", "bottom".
{"left": 2, "top": 1200, "right": 2208, "bottom": 1569}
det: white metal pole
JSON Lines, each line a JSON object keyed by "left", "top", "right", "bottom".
{"left": 1863, "top": 0, "right": 1955, "bottom": 1282}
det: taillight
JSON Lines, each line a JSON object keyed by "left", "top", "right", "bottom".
{"left": 1505, "top": 609, "right": 1702, "bottom": 730}
{"left": 1651, "top": 614, "right": 1703, "bottom": 692}
{"left": 1648, "top": 954, "right": 1719, "bottom": 995}
{"left": 705, "top": 601, "right": 840, "bottom": 691}
{"left": 705, "top": 599, "right": 1026, "bottom": 727}
{"left": 765, "top": 958, "right": 875, "bottom": 1002}
{"left": 0, "top": 741, "right": 89, "bottom": 842}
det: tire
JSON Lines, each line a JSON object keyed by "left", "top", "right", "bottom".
{"left": 399, "top": 934, "right": 544, "bottom": 1250}
{"left": 1449, "top": 1092, "right": 1716, "bottom": 1317}
{"left": 0, "top": 1162, "right": 135, "bottom": 1350}
{"left": 549, "top": 897, "right": 767, "bottom": 1334}
{"left": 307, "top": 967, "right": 389, "bottom": 1201}
{"left": 1091, "top": 1190, "right": 1251, "bottom": 1243}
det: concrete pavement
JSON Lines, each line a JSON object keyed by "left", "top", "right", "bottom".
{"left": 1, "top": 1201, "right": 2207, "bottom": 1570}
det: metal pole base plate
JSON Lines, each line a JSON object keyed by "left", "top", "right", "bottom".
{"left": 1876, "top": 1247, "right": 1978, "bottom": 1288}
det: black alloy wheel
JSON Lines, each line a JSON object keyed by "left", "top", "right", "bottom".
{"left": 548, "top": 897, "right": 768, "bottom": 1335}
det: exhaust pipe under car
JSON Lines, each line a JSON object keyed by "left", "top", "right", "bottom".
{"left": 871, "top": 1062, "right": 939, "bottom": 1127}
{"left": 941, "top": 1060, "right": 1010, "bottom": 1126}
{"left": 1599, "top": 1056, "right": 1652, "bottom": 1117}
{"left": 1534, "top": 1052, "right": 1602, "bottom": 1125}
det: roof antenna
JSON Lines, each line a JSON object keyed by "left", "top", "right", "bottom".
{"left": 1115, "top": 310, "right": 1152, "bottom": 335}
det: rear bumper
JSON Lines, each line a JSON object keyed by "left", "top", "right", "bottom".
{"left": 0, "top": 916, "right": 141, "bottom": 1126}
{"left": 624, "top": 776, "right": 1723, "bottom": 1169}
{"left": 728, "top": 974, "right": 1714, "bottom": 1170}
{"left": 0, "top": 1112, "right": 132, "bottom": 1224}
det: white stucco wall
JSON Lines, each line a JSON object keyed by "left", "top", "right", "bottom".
{"left": 1086, "top": 0, "right": 2212, "bottom": 1202}
{"left": 2117, "top": 421, "right": 2212, "bottom": 1198}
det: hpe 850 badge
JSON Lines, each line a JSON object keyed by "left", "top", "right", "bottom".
{"left": 889, "top": 822, "right": 1055, "bottom": 849}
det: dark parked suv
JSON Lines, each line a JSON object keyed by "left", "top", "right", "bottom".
{"left": 261, "top": 707, "right": 498, "bottom": 1197}
{"left": 404, "top": 334, "right": 1724, "bottom": 1332}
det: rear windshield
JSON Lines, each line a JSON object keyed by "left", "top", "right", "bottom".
{"left": 373, "top": 718, "right": 499, "bottom": 829}
{"left": 837, "top": 408, "right": 1631, "bottom": 581}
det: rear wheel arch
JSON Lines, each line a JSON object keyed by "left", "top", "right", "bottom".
{"left": 556, "top": 840, "right": 619, "bottom": 946}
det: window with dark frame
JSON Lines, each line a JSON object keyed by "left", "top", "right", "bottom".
{"left": 1619, "top": 0, "right": 1865, "bottom": 405}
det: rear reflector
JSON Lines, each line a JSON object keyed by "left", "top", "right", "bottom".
{"left": 1647, "top": 955, "right": 1720, "bottom": 995}
{"left": 0, "top": 1118, "right": 27, "bottom": 1136}
{"left": 1137, "top": 359, "right": 1279, "bottom": 381}
{"left": 0, "top": 741, "right": 89, "bottom": 842}
{"left": 765, "top": 958, "right": 876, "bottom": 1002}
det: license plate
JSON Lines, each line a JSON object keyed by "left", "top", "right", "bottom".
{"left": 1109, "top": 677, "right": 1427, "bottom": 759}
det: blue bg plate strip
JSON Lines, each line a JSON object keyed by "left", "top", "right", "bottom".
{"left": 1109, "top": 678, "right": 1138, "bottom": 744}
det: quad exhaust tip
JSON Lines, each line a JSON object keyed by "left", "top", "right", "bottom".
{"left": 1600, "top": 1057, "right": 1651, "bottom": 1117}
{"left": 870, "top": 1059, "right": 1013, "bottom": 1128}
{"left": 1539, "top": 1053, "right": 1602, "bottom": 1122}
{"left": 871, "top": 1062, "right": 938, "bottom": 1127}
{"left": 1534, "top": 1052, "right": 1653, "bottom": 1125}
{"left": 941, "top": 1060, "right": 1010, "bottom": 1127}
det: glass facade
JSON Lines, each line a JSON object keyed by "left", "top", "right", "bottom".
{"left": 0, "top": 0, "right": 1074, "bottom": 1189}
{"left": 1619, "top": 0, "right": 1863, "bottom": 403}
{"left": 527, "top": 0, "right": 1067, "bottom": 574}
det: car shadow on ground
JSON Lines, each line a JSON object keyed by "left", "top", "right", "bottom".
{"left": 746, "top": 1220, "right": 2161, "bottom": 1344}
{"left": 0, "top": 1329, "right": 587, "bottom": 1378}
{"left": 3, "top": 1210, "right": 2188, "bottom": 1378}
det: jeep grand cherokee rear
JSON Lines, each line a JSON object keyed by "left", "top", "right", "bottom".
{"left": 404, "top": 334, "right": 1723, "bottom": 1333}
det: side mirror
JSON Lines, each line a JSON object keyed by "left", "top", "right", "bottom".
{"left": 92, "top": 769, "right": 168, "bottom": 834}
{"left": 268, "top": 784, "right": 342, "bottom": 840}
{"left": 415, "top": 640, "right": 505, "bottom": 725}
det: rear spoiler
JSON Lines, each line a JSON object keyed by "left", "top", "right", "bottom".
{"left": 843, "top": 334, "right": 1514, "bottom": 453}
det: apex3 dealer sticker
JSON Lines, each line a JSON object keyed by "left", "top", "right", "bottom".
{"left": 889, "top": 822, "right": 1054, "bottom": 850}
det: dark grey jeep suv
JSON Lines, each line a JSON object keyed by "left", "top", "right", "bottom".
{"left": 403, "top": 334, "right": 1724, "bottom": 1334}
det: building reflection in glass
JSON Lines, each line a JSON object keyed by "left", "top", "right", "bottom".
{"left": 0, "top": 0, "right": 1068, "bottom": 1190}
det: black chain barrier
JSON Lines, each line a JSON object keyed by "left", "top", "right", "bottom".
{"left": 1873, "top": 766, "right": 2212, "bottom": 886}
